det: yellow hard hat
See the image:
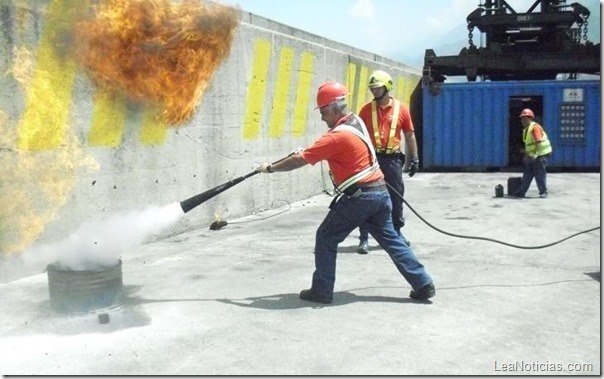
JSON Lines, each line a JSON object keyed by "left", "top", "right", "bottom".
{"left": 368, "top": 70, "right": 393, "bottom": 92}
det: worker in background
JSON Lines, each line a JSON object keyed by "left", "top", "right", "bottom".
{"left": 355, "top": 70, "right": 419, "bottom": 255}
{"left": 255, "top": 81, "right": 435, "bottom": 303}
{"left": 512, "top": 108, "right": 553, "bottom": 198}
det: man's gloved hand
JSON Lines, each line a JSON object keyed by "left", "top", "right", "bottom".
{"left": 409, "top": 159, "right": 419, "bottom": 177}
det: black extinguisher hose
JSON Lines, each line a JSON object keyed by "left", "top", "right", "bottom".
{"left": 388, "top": 183, "right": 600, "bottom": 250}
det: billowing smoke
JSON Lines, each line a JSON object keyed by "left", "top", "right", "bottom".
{"left": 1, "top": 202, "right": 184, "bottom": 281}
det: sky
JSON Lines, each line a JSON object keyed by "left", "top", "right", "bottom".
{"left": 220, "top": 0, "right": 601, "bottom": 68}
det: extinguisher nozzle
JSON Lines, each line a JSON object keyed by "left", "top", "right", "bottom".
{"left": 209, "top": 220, "right": 228, "bottom": 230}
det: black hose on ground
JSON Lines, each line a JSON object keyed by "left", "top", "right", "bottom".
{"left": 389, "top": 182, "right": 600, "bottom": 249}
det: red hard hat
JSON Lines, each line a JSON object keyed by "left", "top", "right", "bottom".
{"left": 316, "top": 81, "right": 348, "bottom": 109}
{"left": 519, "top": 108, "right": 535, "bottom": 118}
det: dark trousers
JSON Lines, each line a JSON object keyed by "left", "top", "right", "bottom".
{"left": 359, "top": 153, "right": 405, "bottom": 241}
{"left": 518, "top": 154, "right": 550, "bottom": 196}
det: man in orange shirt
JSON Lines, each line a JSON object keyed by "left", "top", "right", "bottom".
{"left": 356, "top": 70, "right": 419, "bottom": 254}
{"left": 256, "top": 81, "right": 434, "bottom": 304}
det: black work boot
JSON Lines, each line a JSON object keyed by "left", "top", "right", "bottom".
{"left": 357, "top": 240, "right": 369, "bottom": 255}
{"left": 299, "top": 289, "right": 332, "bottom": 304}
{"left": 409, "top": 282, "right": 435, "bottom": 301}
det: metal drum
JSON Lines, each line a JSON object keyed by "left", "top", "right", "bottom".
{"left": 46, "top": 260, "right": 123, "bottom": 314}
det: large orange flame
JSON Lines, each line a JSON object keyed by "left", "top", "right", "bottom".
{"left": 71, "top": 0, "right": 241, "bottom": 125}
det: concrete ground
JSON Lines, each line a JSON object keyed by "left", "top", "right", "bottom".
{"left": 0, "top": 172, "right": 600, "bottom": 376}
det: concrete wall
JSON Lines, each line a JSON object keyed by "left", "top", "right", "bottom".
{"left": 0, "top": 0, "right": 421, "bottom": 255}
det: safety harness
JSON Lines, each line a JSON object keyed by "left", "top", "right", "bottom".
{"left": 371, "top": 99, "right": 402, "bottom": 154}
{"left": 330, "top": 114, "right": 380, "bottom": 195}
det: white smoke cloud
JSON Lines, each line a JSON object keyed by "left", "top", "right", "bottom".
{"left": 1, "top": 202, "right": 184, "bottom": 280}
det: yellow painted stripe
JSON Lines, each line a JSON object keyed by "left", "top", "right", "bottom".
{"left": 345, "top": 62, "right": 357, "bottom": 100}
{"left": 404, "top": 76, "right": 415, "bottom": 104}
{"left": 88, "top": 91, "right": 127, "bottom": 147}
{"left": 291, "top": 51, "right": 314, "bottom": 137}
{"left": 355, "top": 66, "right": 369, "bottom": 113}
{"left": 405, "top": 76, "right": 412, "bottom": 103}
{"left": 396, "top": 77, "right": 405, "bottom": 103}
{"left": 140, "top": 107, "right": 168, "bottom": 145}
{"left": 268, "top": 47, "right": 294, "bottom": 138}
{"left": 17, "top": 0, "right": 80, "bottom": 151}
{"left": 242, "top": 39, "right": 272, "bottom": 140}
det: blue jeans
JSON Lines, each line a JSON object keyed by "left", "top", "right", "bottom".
{"left": 311, "top": 190, "right": 433, "bottom": 299}
{"left": 518, "top": 154, "right": 549, "bottom": 196}
{"left": 359, "top": 153, "right": 405, "bottom": 241}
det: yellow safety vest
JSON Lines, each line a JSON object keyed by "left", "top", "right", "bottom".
{"left": 523, "top": 121, "right": 552, "bottom": 156}
{"left": 371, "top": 99, "right": 402, "bottom": 154}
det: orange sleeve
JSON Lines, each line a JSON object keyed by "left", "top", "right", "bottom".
{"left": 300, "top": 129, "right": 383, "bottom": 185}
{"left": 532, "top": 125, "right": 544, "bottom": 141}
{"left": 358, "top": 103, "right": 372, "bottom": 130}
{"left": 399, "top": 103, "right": 414, "bottom": 133}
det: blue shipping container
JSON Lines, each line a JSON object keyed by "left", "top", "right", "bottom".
{"left": 422, "top": 80, "right": 601, "bottom": 169}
